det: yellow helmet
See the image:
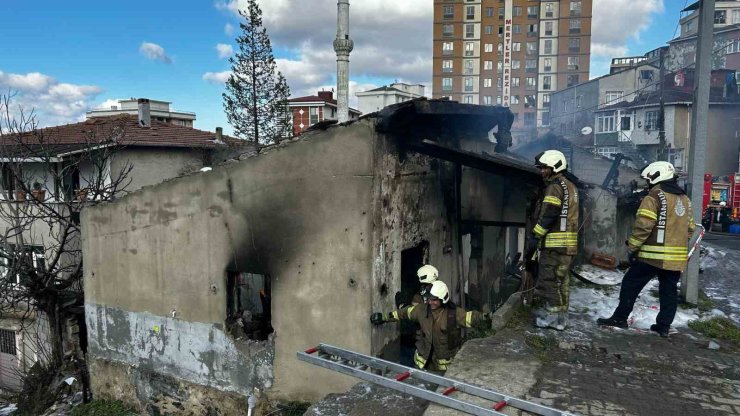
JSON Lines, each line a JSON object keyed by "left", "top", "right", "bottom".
{"left": 417, "top": 264, "right": 439, "bottom": 284}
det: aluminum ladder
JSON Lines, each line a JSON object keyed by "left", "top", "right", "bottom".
{"left": 298, "top": 344, "right": 573, "bottom": 416}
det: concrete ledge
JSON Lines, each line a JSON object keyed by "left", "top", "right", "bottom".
{"left": 491, "top": 292, "right": 522, "bottom": 331}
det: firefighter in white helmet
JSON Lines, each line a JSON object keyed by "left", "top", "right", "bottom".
{"left": 526, "top": 150, "right": 580, "bottom": 331}
{"left": 598, "top": 161, "right": 695, "bottom": 337}
{"left": 371, "top": 281, "right": 491, "bottom": 373}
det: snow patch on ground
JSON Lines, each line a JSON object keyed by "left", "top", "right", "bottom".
{"left": 572, "top": 264, "right": 624, "bottom": 286}
{"left": 0, "top": 404, "right": 17, "bottom": 416}
{"left": 701, "top": 246, "right": 726, "bottom": 270}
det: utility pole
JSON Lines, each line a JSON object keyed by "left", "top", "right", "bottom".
{"left": 685, "top": 0, "right": 715, "bottom": 305}
{"left": 657, "top": 47, "right": 666, "bottom": 161}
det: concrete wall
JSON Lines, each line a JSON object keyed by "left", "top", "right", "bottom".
{"left": 83, "top": 122, "right": 379, "bottom": 408}
{"left": 111, "top": 147, "right": 207, "bottom": 193}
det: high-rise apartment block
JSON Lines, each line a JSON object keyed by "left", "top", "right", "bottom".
{"left": 432, "top": 0, "right": 592, "bottom": 140}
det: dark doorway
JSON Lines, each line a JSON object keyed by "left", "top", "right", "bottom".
{"left": 226, "top": 272, "right": 273, "bottom": 341}
{"left": 398, "top": 242, "right": 429, "bottom": 367}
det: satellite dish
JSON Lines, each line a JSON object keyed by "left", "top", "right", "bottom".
{"left": 581, "top": 126, "right": 593, "bottom": 135}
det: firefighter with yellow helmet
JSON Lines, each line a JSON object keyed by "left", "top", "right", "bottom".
{"left": 371, "top": 280, "right": 490, "bottom": 372}
{"left": 526, "top": 150, "right": 579, "bottom": 331}
{"left": 598, "top": 161, "right": 695, "bottom": 337}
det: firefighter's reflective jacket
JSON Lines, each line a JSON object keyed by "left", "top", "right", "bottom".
{"left": 385, "top": 304, "right": 484, "bottom": 371}
{"left": 532, "top": 173, "right": 579, "bottom": 255}
{"left": 627, "top": 183, "right": 695, "bottom": 271}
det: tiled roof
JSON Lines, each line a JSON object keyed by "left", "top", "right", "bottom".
{"left": 0, "top": 115, "right": 244, "bottom": 155}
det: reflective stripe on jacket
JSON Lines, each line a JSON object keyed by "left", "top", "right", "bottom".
{"left": 533, "top": 174, "right": 580, "bottom": 255}
{"left": 627, "top": 184, "right": 695, "bottom": 271}
{"left": 387, "top": 304, "right": 483, "bottom": 370}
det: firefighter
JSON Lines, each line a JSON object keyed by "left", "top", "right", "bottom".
{"left": 597, "top": 161, "right": 694, "bottom": 338}
{"left": 525, "top": 150, "right": 579, "bottom": 331}
{"left": 371, "top": 281, "right": 490, "bottom": 373}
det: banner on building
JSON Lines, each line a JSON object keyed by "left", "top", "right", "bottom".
{"left": 502, "top": 0, "right": 513, "bottom": 107}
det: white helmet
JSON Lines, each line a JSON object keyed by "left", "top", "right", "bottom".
{"left": 640, "top": 161, "right": 676, "bottom": 185}
{"left": 428, "top": 281, "right": 450, "bottom": 304}
{"left": 535, "top": 150, "right": 567, "bottom": 173}
{"left": 720, "top": 201, "right": 727, "bottom": 207}
{"left": 417, "top": 264, "right": 439, "bottom": 284}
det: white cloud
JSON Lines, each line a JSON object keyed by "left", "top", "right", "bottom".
{"left": 213, "top": 0, "right": 432, "bottom": 97}
{"left": 203, "top": 70, "right": 232, "bottom": 84}
{"left": 139, "top": 41, "right": 172, "bottom": 64}
{"left": 0, "top": 70, "right": 103, "bottom": 126}
{"left": 216, "top": 43, "right": 234, "bottom": 59}
{"left": 224, "top": 23, "right": 235, "bottom": 36}
{"left": 591, "top": 0, "right": 664, "bottom": 64}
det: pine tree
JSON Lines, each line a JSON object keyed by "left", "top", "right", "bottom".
{"left": 224, "top": 0, "right": 292, "bottom": 144}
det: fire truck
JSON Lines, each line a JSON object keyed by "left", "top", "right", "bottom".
{"left": 703, "top": 173, "right": 740, "bottom": 219}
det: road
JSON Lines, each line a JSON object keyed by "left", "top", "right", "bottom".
{"left": 702, "top": 232, "right": 740, "bottom": 251}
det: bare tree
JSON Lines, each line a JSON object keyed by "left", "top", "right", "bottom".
{"left": 0, "top": 93, "right": 133, "bottom": 409}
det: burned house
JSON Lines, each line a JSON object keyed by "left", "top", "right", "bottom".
{"left": 81, "top": 99, "right": 541, "bottom": 413}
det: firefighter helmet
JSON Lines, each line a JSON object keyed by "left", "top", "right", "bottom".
{"left": 534, "top": 150, "right": 567, "bottom": 173}
{"left": 428, "top": 281, "right": 450, "bottom": 304}
{"left": 417, "top": 264, "right": 439, "bottom": 284}
{"left": 641, "top": 161, "right": 676, "bottom": 185}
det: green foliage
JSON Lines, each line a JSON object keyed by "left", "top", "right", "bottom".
{"left": 70, "top": 400, "right": 138, "bottom": 416}
{"left": 688, "top": 317, "right": 740, "bottom": 341}
{"left": 697, "top": 290, "right": 716, "bottom": 312}
{"left": 223, "top": 0, "right": 292, "bottom": 144}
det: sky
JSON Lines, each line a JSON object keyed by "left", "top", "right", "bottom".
{"left": 0, "top": 0, "right": 691, "bottom": 136}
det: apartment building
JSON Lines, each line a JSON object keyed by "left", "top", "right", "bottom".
{"left": 432, "top": 0, "right": 592, "bottom": 142}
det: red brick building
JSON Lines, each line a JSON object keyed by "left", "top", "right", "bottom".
{"left": 287, "top": 91, "right": 361, "bottom": 136}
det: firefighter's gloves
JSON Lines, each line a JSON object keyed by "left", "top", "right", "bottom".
{"left": 628, "top": 250, "right": 638, "bottom": 265}
{"left": 370, "top": 312, "right": 385, "bottom": 326}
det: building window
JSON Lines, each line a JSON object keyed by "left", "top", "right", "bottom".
{"left": 668, "top": 148, "right": 685, "bottom": 170}
{"left": 527, "top": 24, "right": 538, "bottom": 35}
{"left": 570, "top": 1, "right": 582, "bottom": 17}
{"left": 645, "top": 110, "right": 659, "bottom": 131}
{"left": 498, "top": 25, "right": 504, "bottom": 35}
{"left": 497, "top": 61, "right": 503, "bottom": 73}
{"left": 0, "top": 329, "right": 16, "bottom": 356}
{"left": 512, "top": 60, "right": 521, "bottom": 69}
{"left": 465, "top": 42, "right": 475, "bottom": 56}
{"left": 443, "top": 42, "right": 454, "bottom": 55}
{"left": 576, "top": 95, "right": 582, "bottom": 108}
{"left": 525, "top": 59, "right": 537, "bottom": 71}
{"left": 463, "top": 59, "right": 474, "bottom": 74}
{"left": 569, "top": 38, "right": 580, "bottom": 52}
{"left": 526, "top": 42, "right": 537, "bottom": 55}
{"left": 620, "top": 113, "right": 632, "bottom": 131}
{"left": 512, "top": 77, "right": 521, "bottom": 87}
{"left": 464, "top": 95, "right": 474, "bottom": 104}
{"left": 309, "top": 107, "right": 319, "bottom": 125}
{"left": 543, "top": 75, "right": 552, "bottom": 90}
{"left": 499, "top": 8, "right": 504, "bottom": 18}
{"left": 443, "top": 6, "right": 454, "bottom": 19}
{"left": 568, "top": 56, "right": 580, "bottom": 70}
{"left": 596, "top": 112, "right": 616, "bottom": 133}
{"left": 714, "top": 10, "right": 726, "bottom": 25}
{"left": 526, "top": 77, "right": 537, "bottom": 90}
{"left": 443, "top": 24, "right": 454, "bottom": 37}
{"left": 226, "top": 272, "right": 273, "bottom": 341}
{"left": 727, "top": 38, "right": 739, "bottom": 54}
{"left": 513, "top": 24, "right": 521, "bottom": 34}
{"left": 604, "top": 91, "right": 623, "bottom": 105}
{"left": 596, "top": 146, "right": 619, "bottom": 159}
{"left": 544, "top": 57, "right": 553, "bottom": 72}
{"left": 485, "top": 43, "right": 493, "bottom": 53}
{"left": 497, "top": 42, "right": 503, "bottom": 55}
{"left": 496, "top": 96, "right": 502, "bottom": 105}
{"left": 511, "top": 95, "right": 520, "bottom": 105}
{"left": 524, "top": 112, "right": 536, "bottom": 126}
{"left": 512, "top": 42, "right": 521, "bottom": 52}
{"left": 543, "top": 93, "right": 551, "bottom": 108}
{"left": 465, "top": 24, "right": 475, "bottom": 38}
{"left": 527, "top": 6, "right": 538, "bottom": 18}
{"left": 485, "top": 25, "right": 493, "bottom": 35}
{"left": 544, "top": 39, "right": 553, "bottom": 54}
{"left": 442, "top": 78, "right": 453, "bottom": 91}
{"left": 464, "top": 77, "right": 474, "bottom": 92}
{"left": 442, "top": 60, "right": 453, "bottom": 73}
{"left": 484, "top": 60, "right": 493, "bottom": 70}
{"left": 513, "top": 6, "right": 522, "bottom": 16}
{"left": 466, "top": 6, "right": 475, "bottom": 20}
{"left": 486, "top": 7, "right": 494, "bottom": 17}
{"left": 733, "top": 10, "right": 740, "bottom": 24}
{"left": 542, "top": 111, "right": 551, "bottom": 126}
{"left": 567, "top": 74, "right": 579, "bottom": 87}
{"left": 545, "top": 3, "right": 554, "bottom": 18}
{"left": 1, "top": 244, "right": 45, "bottom": 286}
{"left": 484, "top": 78, "right": 493, "bottom": 88}
{"left": 569, "top": 19, "right": 581, "bottom": 34}
{"left": 544, "top": 22, "right": 553, "bottom": 36}
{"left": 483, "top": 95, "right": 492, "bottom": 105}
{"left": 497, "top": 77, "right": 503, "bottom": 88}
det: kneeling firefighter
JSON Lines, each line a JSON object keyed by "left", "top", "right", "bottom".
{"left": 371, "top": 281, "right": 490, "bottom": 372}
{"left": 526, "top": 150, "right": 580, "bottom": 330}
